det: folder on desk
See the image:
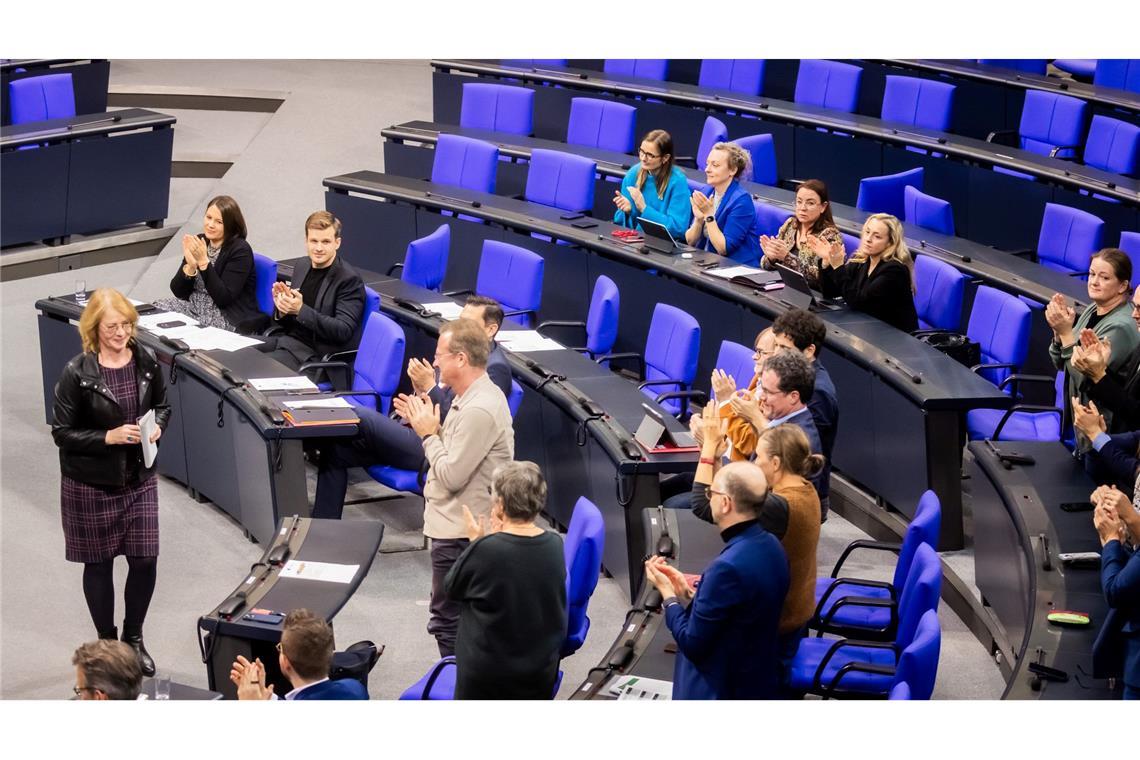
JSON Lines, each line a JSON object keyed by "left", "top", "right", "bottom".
{"left": 281, "top": 407, "right": 360, "bottom": 427}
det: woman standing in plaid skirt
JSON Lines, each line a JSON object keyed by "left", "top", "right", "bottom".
{"left": 52, "top": 288, "right": 171, "bottom": 677}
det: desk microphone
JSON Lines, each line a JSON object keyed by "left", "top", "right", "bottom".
{"left": 67, "top": 115, "right": 122, "bottom": 129}
{"left": 919, "top": 240, "right": 971, "bottom": 263}
{"left": 424, "top": 191, "right": 481, "bottom": 209}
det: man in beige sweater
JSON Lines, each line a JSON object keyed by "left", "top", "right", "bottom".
{"left": 394, "top": 318, "right": 515, "bottom": 656}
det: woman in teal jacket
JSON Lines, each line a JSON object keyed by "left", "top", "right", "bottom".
{"left": 612, "top": 129, "right": 692, "bottom": 239}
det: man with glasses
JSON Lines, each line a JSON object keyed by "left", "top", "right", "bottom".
{"left": 72, "top": 640, "right": 143, "bottom": 700}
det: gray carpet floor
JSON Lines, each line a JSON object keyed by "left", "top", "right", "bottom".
{"left": 0, "top": 60, "right": 1004, "bottom": 700}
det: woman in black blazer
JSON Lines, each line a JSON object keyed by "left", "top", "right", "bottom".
{"left": 818, "top": 212, "right": 919, "bottom": 333}
{"left": 155, "top": 195, "right": 264, "bottom": 333}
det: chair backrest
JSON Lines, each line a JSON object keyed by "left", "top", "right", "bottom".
{"left": 841, "top": 232, "right": 860, "bottom": 256}
{"left": 714, "top": 340, "right": 757, "bottom": 390}
{"left": 431, "top": 133, "right": 500, "bottom": 194}
{"left": 476, "top": 240, "right": 545, "bottom": 326}
{"left": 1018, "top": 90, "right": 1087, "bottom": 159}
{"left": 752, "top": 200, "right": 788, "bottom": 237}
{"left": 856, "top": 167, "right": 925, "bottom": 219}
{"left": 8, "top": 73, "right": 76, "bottom": 124}
{"left": 508, "top": 379, "right": 523, "bottom": 417}
{"left": 893, "top": 543, "right": 942, "bottom": 651}
{"left": 697, "top": 115, "right": 728, "bottom": 170}
{"left": 794, "top": 60, "right": 862, "bottom": 113}
{"left": 888, "top": 681, "right": 912, "bottom": 700}
{"left": 913, "top": 255, "right": 967, "bottom": 331}
{"left": 1084, "top": 115, "right": 1140, "bottom": 177}
{"left": 1120, "top": 231, "right": 1140, "bottom": 289}
{"left": 735, "top": 133, "right": 778, "bottom": 186}
{"left": 643, "top": 303, "right": 701, "bottom": 415}
{"left": 524, "top": 148, "right": 597, "bottom": 213}
{"left": 585, "top": 275, "right": 620, "bottom": 357}
{"left": 459, "top": 82, "right": 534, "bottom": 136}
{"left": 881, "top": 75, "right": 956, "bottom": 132}
{"left": 252, "top": 253, "right": 277, "bottom": 317}
{"left": 363, "top": 285, "right": 380, "bottom": 317}
{"left": 562, "top": 496, "right": 606, "bottom": 656}
{"left": 891, "top": 490, "right": 942, "bottom": 591}
{"left": 698, "top": 59, "right": 766, "bottom": 96}
{"left": 603, "top": 59, "right": 668, "bottom": 81}
{"left": 566, "top": 97, "right": 637, "bottom": 154}
{"left": 1036, "top": 203, "right": 1104, "bottom": 275}
{"left": 349, "top": 310, "right": 406, "bottom": 414}
{"left": 1094, "top": 59, "right": 1140, "bottom": 94}
{"left": 892, "top": 609, "right": 942, "bottom": 700}
{"left": 966, "top": 285, "right": 1032, "bottom": 389}
{"left": 977, "top": 59, "right": 1048, "bottom": 75}
{"left": 903, "top": 185, "right": 955, "bottom": 236}
{"left": 402, "top": 223, "right": 450, "bottom": 292}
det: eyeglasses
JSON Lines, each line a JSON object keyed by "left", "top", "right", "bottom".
{"left": 794, "top": 198, "right": 821, "bottom": 208}
{"left": 73, "top": 685, "right": 98, "bottom": 696}
{"left": 752, "top": 349, "right": 775, "bottom": 360}
{"left": 433, "top": 350, "right": 461, "bottom": 361}
{"left": 638, "top": 149, "right": 661, "bottom": 160}
{"left": 704, "top": 486, "right": 728, "bottom": 501}
{"left": 275, "top": 642, "right": 284, "bottom": 654}
{"left": 757, "top": 385, "right": 787, "bottom": 398}
{"left": 99, "top": 322, "right": 132, "bottom": 334}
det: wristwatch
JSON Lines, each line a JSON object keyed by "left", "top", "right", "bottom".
{"left": 705, "top": 215, "right": 715, "bottom": 224}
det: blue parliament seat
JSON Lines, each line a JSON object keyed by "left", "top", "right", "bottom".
{"left": 903, "top": 185, "right": 956, "bottom": 236}
{"left": 964, "top": 284, "right": 1032, "bottom": 390}
{"left": 976, "top": 59, "right": 1048, "bottom": 75}
{"left": 524, "top": 148, "right": 597, "bottom": 213}
{"left": 431, "top": 133, "right": 499, "bottom": 194}
{"left": 681, "top": 114, "right": 727, "bottom": 170}
{"left": 1121, "top": 231, "right": 1140, "bottom": 287}
{"left": 881, "top": 75, "right": 956, "bottom": 132}
{"left": 537, "top": 274, "right": 620, "bottom": 361}
{"left": 735, "top": 133, "right": 779, "bottom": 186}
{"left": 967, "top": 372, "right": 1064, "bottom": 443}
{"left": 913, "top": 255, "right": 967, "bottom": 331}
{"left": 855, "top": 167, "right": 924, "bottom": 219}
{"left": 565, "top": 97, "right": 637, "bottom": 154}
{"left": 1000, "top": 90, "right": 1089, "bottom": 160}
{"left": 794, "top": 59, "right": 862, "bottom": 114}
{"left": 603, "top": 59, "right": 668, "bottom": 81}
{"left": 1083, "top": 115, "right": 1140, "bottom": 178}
{"left": 460, "top": 82, "right": 534, "bottom": 136}
{"left": 473, "top": 240, "right": 545, "bottom": 327}
{"left": 8, "top": 72, "right": 76, "bottom": 124}
{"left": 338, "top": 310, "right": 406, "bottom": 413}
{"left": 1094, "top": 59, "right": 1140, "bottom": 94}
{"left": 698, "top": 59, "right": 766, "bottom": 96}
{"left": 389, "top": 223, "right": 450, "bottom": 292}
{"left": 752, "top": 199, "right": 788, "bottom": 237}
{"left": 1026, "top": 203, "right": 1105, "bottom": 276}
{"left": 252, "top": 253, "right": 277, "bottom": 317}
{"left": 1052, "top": 59, "right": 1098, "bottom": 79}
{"left": 562, "top": 496, "right": 606, "bottom": 657}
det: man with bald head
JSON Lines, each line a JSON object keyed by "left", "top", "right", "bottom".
{"left": 645, "top": 460, "right": 789, "bottom": 699}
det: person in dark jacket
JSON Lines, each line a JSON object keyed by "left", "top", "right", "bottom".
{"left": 154, "top": 195, "right": 264, "bottom": 333}
{"left": 52, "top": 288, "right": 171, "bottom": 677}
{"left": 1072, "top": 286, "right": 1140, "bottom": 433}
{"left": 819, "top": 212, "right": 919, "bottom": 333}
{"left": 1090, "top": 485, "right": 1140, "bottom": 699}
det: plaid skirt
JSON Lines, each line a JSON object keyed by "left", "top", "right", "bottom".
{"left": 61, "top": 474, "right": 159, "bottom": 563}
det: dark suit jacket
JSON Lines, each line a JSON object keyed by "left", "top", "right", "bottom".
{"left": 810, "top": 362, "right": 839, "bottom": 501}
{"left": 291, "top": 678, "right": 368, "bottom": 700}
{"left": 275, "top": 256, "right": 365, "bottom": 360}
{"left": 1099, "top": 540, "right": 1140, "bottom": 688}
{"left": 169, "top": 234, "right": 263, "bottom": 331}
{"left": 664, "top": 521, "right": 789, "bottom": 699}
{"left": 1086, "top": 431, "right": 1140, "bottom": 491}
{"left": 428, "top": 344, "right": 513, "bottom": 422}
{"left": 819, "top": 258, "right": 919, "bottom": 333}
{"left": 1083, "top": 345, "right": 1140, "bottom": 433}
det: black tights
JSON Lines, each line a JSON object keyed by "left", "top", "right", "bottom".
{"left": 82, "top": 556, "right": 157, "bottom": 636}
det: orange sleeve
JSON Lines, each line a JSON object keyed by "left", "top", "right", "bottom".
{"left": 719, "top": 375, "right": 759, "bottom": 462}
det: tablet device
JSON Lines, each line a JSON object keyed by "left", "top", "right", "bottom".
{"left": 640, "top": 218, "right": 698, "bottom": 255}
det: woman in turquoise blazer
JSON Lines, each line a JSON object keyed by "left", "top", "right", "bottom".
{"left": 612, "top": 129, "right": 692, "bottom": 239}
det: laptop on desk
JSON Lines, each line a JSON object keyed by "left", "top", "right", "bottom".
{"left": 639, "top": 218, "right": 700, "bottom": 256}
{"left": 773, "top": 263, "right": 843, "bottom": 312}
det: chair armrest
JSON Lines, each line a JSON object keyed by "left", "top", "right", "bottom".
{"left": 1008, "top": 248, "right": 1037, "bottom": 261}
{"left": 675, "top": 154, "right": 696, "bottom": 168}
{"left": 1066, "top": 270, "right": 1089, "bottom": 279}
{"left": 970, "top": 361, "right": 1019, "bottom": 376}
{"left": 817, "top": 595, "right": 898, "bottom": 638}
{"left": 322, "top": 348, "right": 359, "bottom": 363}
{"left": 596, "top": 351, "right": 644, "bottom": 377}
{"left": 442, "top": 288, "right": 474, "bottom": 298}
{"left": 297, "top": 360, "right": 350, "bottom": 373}
{"left": 536, "top": 320, "right": 586, "bottom": 334}
{"left": 385, "top": 262, "right": 405, "bottom": 276}
{"left": 829, "top": 539, "right": 902, "bottom": 578}
{"left": 638, "top": 377, "right": 686, "bottom": 391}
{"left": 1048, "top": 144, "right": 1081, "bottom": 159}
{"left": 996, "top": 373, "right": 1058, "bottom": 393}
{"left": 822, "top": 660, "right": 898, "bottom": 699}
{"left": 653, "top": 388, "right": 710, "bottom": 407}
{"left": 261, "top": 324, "right": 286, "bottom": 337}
{"left": 991, "top": 405, "right": 1064, "bottom": 441}
{"left": 501, "top": 308, "right": 537, "bottom": 322}
{"left": 985, "top": 128, "right": 1018, "bottom": 146}
{"left": 811, "top": 638, "right": 898, "bottom": 694}
{"left": 813, "top": 577, "right": 896, "bottom": 622}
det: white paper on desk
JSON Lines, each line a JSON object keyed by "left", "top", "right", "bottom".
{"left": 249, "top": 376, "right": 319, "bottom": 392}
{"left": 137, "top": 312, "right": 199, "bottom": 331}
{"left": 198, "top": 327, "right": 262, "bottom": 352}
{"left": 283, "top": 397, "right": 352, "bottom": 409}
{"left": 279, "top": 560, "right": 359, "bottom": 584}
{"left": 421, "top": 301, "right": 464, "bottom": 320}
{"left": 156, "top": 326, "right": 219, "bottom": 349}
{"left": 496, "top": 330, "right": 564, "bottom": 352}
{"left": 138, "top": 409, "right": 158, "bottom": 468}
{"left": 702, "top": 264, "right": 763, "bottom": 279}
{"left": 606, "top": 674, "right": 673, "bottom": 700}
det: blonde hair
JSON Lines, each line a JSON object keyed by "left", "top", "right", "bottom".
{"left": 77, "top": 288, "right": 139, "bottom": 354}
{"left": 851, "top": 213, "right": 915, "bottom": 293}
{"left": 709, "top": 141, "right": 752, "bottom": 181}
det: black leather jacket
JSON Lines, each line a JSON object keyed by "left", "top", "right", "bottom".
{"left": 51, "top": 346, "right": 171, "bottom": 487}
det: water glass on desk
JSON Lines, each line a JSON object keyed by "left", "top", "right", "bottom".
{"left": 74, "top": 279, "right": 88, "bottom": 307}
{"left": 153, "top": 671, "right": 171, "bottom": 700}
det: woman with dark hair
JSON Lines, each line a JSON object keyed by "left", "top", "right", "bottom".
{"left": 759, "top": 179, "right": 843, "bottom": 289}
{"left": 154, "top": 195, "right": 264, "bottom": 333}
{"left": 612, "top": 129, "right": 692, "bottom": 239}
{"left": 52, "top": 288, "right": 171, "bottom": 677}
{"left": 684, "top": 142, "right": 762, "bottom": 266}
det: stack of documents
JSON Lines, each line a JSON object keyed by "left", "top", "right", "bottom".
{"left": 496, "top": 330, "right": 564, "bottom": 352}
{"left": 422, "top": 302, "right": 465, "bottom": 319}
{"left": 137, "top": 313, "right": 262, "bottom": 351}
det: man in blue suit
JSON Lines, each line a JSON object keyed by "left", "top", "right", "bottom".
{"left": 1092, "top": 486, "right": 1140, "bottom": 699}
{"left": 646, "top": 460, "right": 789, "bottom": 699}
{"left": 230, "top": 609, "right": 367, "bottom": 700}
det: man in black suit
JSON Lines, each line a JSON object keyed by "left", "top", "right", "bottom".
{"left": 312, "top": 296, "right": 514, "bottom": 520}
{"left": 260, "top": 211, "right": 364, "bottom": 372}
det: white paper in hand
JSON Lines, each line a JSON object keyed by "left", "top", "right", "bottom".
{"left": 138, "top": 409, "right": 158, "bottom": 468}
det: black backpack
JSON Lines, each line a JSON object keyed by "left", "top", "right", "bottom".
{"left": 912, "top": 330, "right": 982, "bottom": 369}
{"left": 330, "top": 640, "right": 383, "bottom": 694}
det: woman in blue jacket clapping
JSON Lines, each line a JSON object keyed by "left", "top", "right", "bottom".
{"left": 612, "top": 129, "right": 692, "bottom": 239}
{"left": 685, "top": 142, "right": 761, "bottom": 266}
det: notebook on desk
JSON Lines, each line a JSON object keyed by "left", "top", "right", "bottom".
{"left": 281, "top": 407, "right": 359, "bottom": 427}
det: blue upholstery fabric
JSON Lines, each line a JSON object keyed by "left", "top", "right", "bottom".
{"left": 508, "top": 379, "right": 523, "bottom": 417}
{"left": 966, "top": 406, "right": 1062, "bottom": 442}
{"left": 366, "top": 464, "right": 422, "bottom": 494}
{"left": 342, "top": 309, "right": 404, "bottom": 413}
{"left": 459, "top": 83, "right": 534, "bottom": 136}
{"left": 888, "top": 681, "right": 912, "bottom": 700}
{"left": 8, "top": 73, "right": 76, "bottom": 124}
{"left": 966, "top": 285, "right": 1031, "bottom": 389}
{"left": 398, "top": 656, "right": 457, "bottom": 700}
{"left": 977, "top": 59, "right": 1048, "bottom": 75}
{"left": 476, "top": 240, "right": 545, "bottom": 326}
{"left": 363, "top": 285, "right": 380, "bottom": 317}
{"left": 603, "top": 59, "right": 668, "bottom": 81}
{"left": 1084, "top": 115, "right": 1140, "bottom": 177}
{"left": 566, "top": 97, "right": 637, "bottom": 154}
{"left": 402, "top": 224, "right": 450, "bottom": 292}
{"left": 1053, "top": 59, "right": 1098, "bottom": 78}
{"left": 903, "top": 185, "right": 955, "bottom": 236}
{"left": 698, "top": 59, "right": 766, "bottom": 96}
{"left": 794, "top": 60, "right": 863, "bottom": 113}
{"left": 432, "top": 134, "right": 499, "bottom": 194}
{"left": 642, "top": 304, "right": 701, "bottom": 416}
{"left": 841, "top": 232, "right": 860, "bottom": 256}
{"left": 881, "top": 75, "right": 956, "bottom": 132}
{"left": 1018, "top": 90, "right": 1088, "bottom": 159}
{"left": 1094, "top": 60, "right": 1140, "bottom": 93}
{"left": 913, "top": 255, "right": 967, "bottom": 331}
{"left": 1036, "top": 203, "right": 1105, "bottom": 275}
{"left": 752, "top": 200, "right": 788, "bottom": 237}
{"left": 585, "top": 275, "right": 620, "bottom": 357}
{"left": 252, "top": 253, "right": 277, "bottom": 317}
{"left": 714, "top": 340, "right": 756, "bottom": 391}
{"left": 697, "top": 115, "right": 728, "bottom": 170}
{"left": 562, "top": 496, "right": 605, "bottom": 656}
{"left": 856, "top": 167, "right": 924, "bottom": 219}
{"left": 735, "top": 133, "right": 779, "bottom": 186}
{"left": 524, "top": 148, "right": 597, "bottom": 213}
{"left": 1120, "top": 232, "right": 1140, "bottom": 288}
{"left": 891, "top": 609, "right": 941, "bottom": 700}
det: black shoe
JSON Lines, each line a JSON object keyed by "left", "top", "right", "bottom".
{"left": 98, "top": 626, "right": 119, "bottom": 641}
{"left": 121, "top": 630, "right": 156, "bottom": 677}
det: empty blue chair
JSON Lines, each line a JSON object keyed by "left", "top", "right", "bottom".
{"left": 1121, "top": 232, "right": 1140, "bottom": 288}
{"left": 537, "top": 275, "right": 620, "bottom": 360}
{"left": 752, "top": 200, "right": 788, "bottom": 237}
{"left": 399, "top": 656, "right": 457, "bottom": 700}
{"left": 392, "top": 224, "right": 450, "bottom": 292}
{"left": 695, "top": 115, "right": 728, "bottom": 170}
{"left": 603, "top": 59, "right": 668, "bottom": 81}
{"left": 8, "top": 73, "right": 76, "bottom": 124}
{"left": 977, "top": 59, "right": 1048, "bottom": 75}
{"left": 1033, "top": 203, "right": 1105, "bottom": 276}
{"left": 566, "top": 97, "right": 637, "bottom": 154}
{"left": 459, "top": 82, "right": 534, "bottom": 136}
{"left": 856, "top": 167, "right": 924, "bottom": 219}
{"left": 524, "top": 149, "right": 597, "bottom": 213}
{"left": 794, "top": 60, "right": 862, "bottom": 114}
{"left": 339, "top": 310, "right": 406, "bottom": 412}
{"left": 698, "top": 59, "right": 765, "bottom": 96}
{"left": 966, "top": 285, "right": 1032, "bottom": 389}
{"left": 476, "top": 240, "right": 545, "bottom": 326}
{"left": 1012, "top": 90, "right": 1088, "bottom": 159}
{"left": 903, "top": 185, "right": 955, "bottom": 236}
{"left": 881, "top": 75, "right": 956, "bottom": 132}
{"left": 431, "top": 134, "right": 499, "bottom": 194}
{"left": 598, "top": 303, "right": 700, "bottom": 418}
{"left": 1094, "top": 60, "right": 1140, "bottom": 93}
{"left": 252, "top": 253, "right": 277, "bottom": 317}
{"left": 562, "top": 496, "right": 606, "bottom": 657}
{"left": 968, "top": 372, "right": 1064, "bottom": 442}
{"left": 736, "top": 133, "right": 778, "bottom": 186}
{"left": 1053, "top": 59, "right": 1098, "bottom": 78}
{"left": 913, "top": 255, "right": 967, "bottom": 331}
{"left": 1083, "top": 115, "right": 1140, "bottom": 177}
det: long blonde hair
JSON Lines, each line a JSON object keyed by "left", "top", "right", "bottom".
{"left": 77, "top": 288, "right": 139, "bottom": 354}
{"left": 851, "top": 213, "right": 915, "bottom": 293}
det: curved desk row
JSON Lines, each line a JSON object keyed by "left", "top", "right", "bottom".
{"left": 322, "top": 170, "right": 1010, "bottom": 550}
{"left": 430, "top": 59, "right": 1138, "bottom": 253}
{"left": 1, "top": 58, "right": 111, "bottom": 126}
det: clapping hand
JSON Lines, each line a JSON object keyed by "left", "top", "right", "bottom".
{"left": 644, "top": 557, "right": 678, "bottom": 600}
{"left": 612, "top": 189, "right": 632, "bottom": 214}
{"left": 1093, "top": 501, "right": 1125, "bottom": 545}
{"left": 690, "top": 191, "right": 713, "bottom": 219}
{"left": 188, "top": 235, "right": 209, "bottom": 269}
{"left": 627, "top": 185, "right": 646, "bottom": 213}
{"left": 1045, "top": 294, "right": 1076, "bottom": 344}
{"left": 729, "top": 390, "right": 766, "bottom": 429}
{"left": 1071, "top": 397, "right": 1106, "bottom": 440}
{"left": 1071, "top": 330, "right": 1110, "bottom": 381}
{"left": 407, "top": 357, "right": 437, "bottom": 394}
{"left": 710, "top": 369, "right": 737, "bottom": 403}
{"left": 760, "top": 234, "right": 789, "bottom": 262}
{"left": 820, "top": 238, "right": 846, "bottom": 269}
{"left": 396, "top": 392, "right": 441, "bottom": 438}
{"left": 230, "top": 655, "right": 273, "bottom": 701}
{"left": 697, "top": 401, "right": 729, "bottom": 459}
{"left": 272, "top": 283, "right": 303, "bottom": 316}
{"left": 462, "top": 504, "right": 488, "bottom": 542}
{"left": 181, "top": 235, "right": 201, "bottom": 273}
{"left": 646, "top": 555, "right": 695, "bottom": 602}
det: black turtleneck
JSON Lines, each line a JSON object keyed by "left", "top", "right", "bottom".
{"left": 720, "top": 518, "right": 760, "bottom": 543}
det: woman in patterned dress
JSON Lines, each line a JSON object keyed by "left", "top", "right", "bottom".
{"left": 759, "top": 179, "right": 843, "bottom": 290}
{"left": 153, "top": 195, "right": 265, "bottom": 333}
{"left": 52, "top": 288, "right": 171, "bottom": 677}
